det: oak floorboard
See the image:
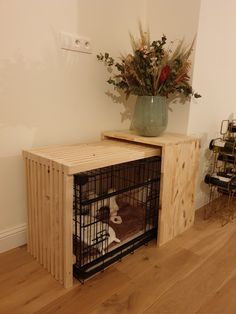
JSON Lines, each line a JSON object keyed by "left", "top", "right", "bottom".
{"left": 36, "top": 268, "right": 129, "bottom": 314}
{"left": 196, "top": 271, "right": 236, "bottom": 314}
{"left": 144, "top": 230, "right": 236, "bottom": 314}
{"left": 91, "top": 248, "right": 200, "bottom": 314}
{"left": 0, "top": 246, "right": 70, "bottom": 314}
{"left": 1, "top": 205, "right": 236, "bottom": 314}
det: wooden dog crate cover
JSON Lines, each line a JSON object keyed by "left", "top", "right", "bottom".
{"left": 23, "top": 131, "right": 199, "bottom": 288}
{"left": 23, "top": 139, "right": 160, "bottom": 288}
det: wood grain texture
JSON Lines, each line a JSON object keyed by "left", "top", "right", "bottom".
{"left": 63, "top": 174, "right": 73, "bottom": 289}
{"left": 1, "top": 207, "right": 236, "bottom": 314}
{"left": 23, "top": 152, "right": 73, "bottom": 288}
{"left": 103, "top": 129, "right": 198, "bottom": 146}
{"left": 24, "top": 157, "right": 32, "bottom": 253}
{"left": 158, "top": 139, "right": 200, "bottom": 245}
{"left": 23, "top": 140, "right": 161, "bottom": 175}
{"left": 103, "top": 130, "right": 200, "bottom": 246}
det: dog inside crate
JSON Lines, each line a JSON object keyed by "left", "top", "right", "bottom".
{"left": 73, "top": 157, "right": 160, "bottom": 268}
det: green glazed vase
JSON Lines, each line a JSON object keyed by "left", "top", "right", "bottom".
{"left": 132, "top": 95, "right": 168, "bottom": 137}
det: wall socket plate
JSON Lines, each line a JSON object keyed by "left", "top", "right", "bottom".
{"left": 60, "top": 32, "right": 92, "bottom": 54}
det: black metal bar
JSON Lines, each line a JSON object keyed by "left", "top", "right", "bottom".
{"left": 79, "top": 177, "right": 160, "bottom": 206}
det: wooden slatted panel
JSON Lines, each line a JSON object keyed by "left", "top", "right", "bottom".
{"left": 23, "top": 153, "right": 70, "bottom": 287}
{"left": 23, "top": 140, "right": 161, "bottom": 175}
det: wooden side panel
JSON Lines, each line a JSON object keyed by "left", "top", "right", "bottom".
{"left": 23, "top": 155, "right": 73, "bottom": 288}
{"left": 173, "top": 140, "right": 200, "bottom": 238}
{"left": 158, "top": 139, "right": 200, "bottom": 246}
{"left": 103, "top": 130, "right": 197, "bottom": 146}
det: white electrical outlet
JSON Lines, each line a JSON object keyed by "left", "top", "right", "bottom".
{"left": 60, "top": 32, "right": 92, "bottom": 54}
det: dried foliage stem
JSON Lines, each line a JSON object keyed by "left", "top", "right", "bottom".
{"left": 97, "top": 24, "right": 201, "bottom": 99}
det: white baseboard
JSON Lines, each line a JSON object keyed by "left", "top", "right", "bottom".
{"left": 0, "top": 224, "right": 27, "bottom": 253}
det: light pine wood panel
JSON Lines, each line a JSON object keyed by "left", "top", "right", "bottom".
{"left": 103, "top": 130, "right": 197, "bottom": 146}
{"left": 158, "top": 140, "right": 200, "bottom": 245}
{"left": 25, "top": 157, "right": 32, "bottom": 254}
{"left": 102, "top": 130, "right": 200, "bottom": 246}
{"left": 23, "top": 140, "right": 160, "bottom": 175}
{"left": 23, "top": 153, "right": 73, "bottom": 288}
{"left": 62, "top": 174, "right": 73, "bottom": 289}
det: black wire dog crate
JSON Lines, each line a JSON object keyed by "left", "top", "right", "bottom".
{"left": 73, "top": 156, "right": 161, "bottom": 281}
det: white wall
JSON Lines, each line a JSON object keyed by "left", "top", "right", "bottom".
{"left": 2, "top": 0, "right": 232, "bottom": 252}
{"left": 0, "top": 0, "right": 147, "bottom": 251}
{"left": 188, "top": 0, "right": 236, "bottom": 208}
{"left": 147, "top": 0, "right": 201, "bottom": 134}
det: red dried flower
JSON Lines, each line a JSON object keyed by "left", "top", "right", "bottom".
{"left": 159, "top": 65, "right": 171, "bottom": 83}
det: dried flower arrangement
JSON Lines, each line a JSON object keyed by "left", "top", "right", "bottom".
{"left": 97, "top": 24, "right": 201, "bottom": 99}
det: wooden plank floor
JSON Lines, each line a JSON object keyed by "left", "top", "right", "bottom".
{"left": 1, "top": 205, "right": 236, "bottom": 314}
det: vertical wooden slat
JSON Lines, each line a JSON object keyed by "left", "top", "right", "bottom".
{"left": 30, "top": 159, "right": 36, "bottom": 258}
{"left": 35, "top": 159, "right": 39, "bottom": 259}
{"left": 35, "top": 160, "right": 40, "bottom": 262}
{"left": 25, "top": 156, "right": 32, "bottom": 253}
{"left": 63, "top": 174, "right": 73, "bottom": 288}
{"left": 28, "top": 159, "right": 34, "bottom": 255}
{"left": 45, "top": 164, "right": 51, "bottom": 272}
{"left": 54, "top": 167, "right": 59, "bottom": 281}
{"left": 50, "top": 164, "right": 55, "bottom": 276}
{"left": 38, "top": 161, "right": 43, "bottom": 265}
{"left": 58, "top": 169, "right": 64, "bottom": 284}
{"left": 42, "top": 163, "right": 47, "bottom": 268}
